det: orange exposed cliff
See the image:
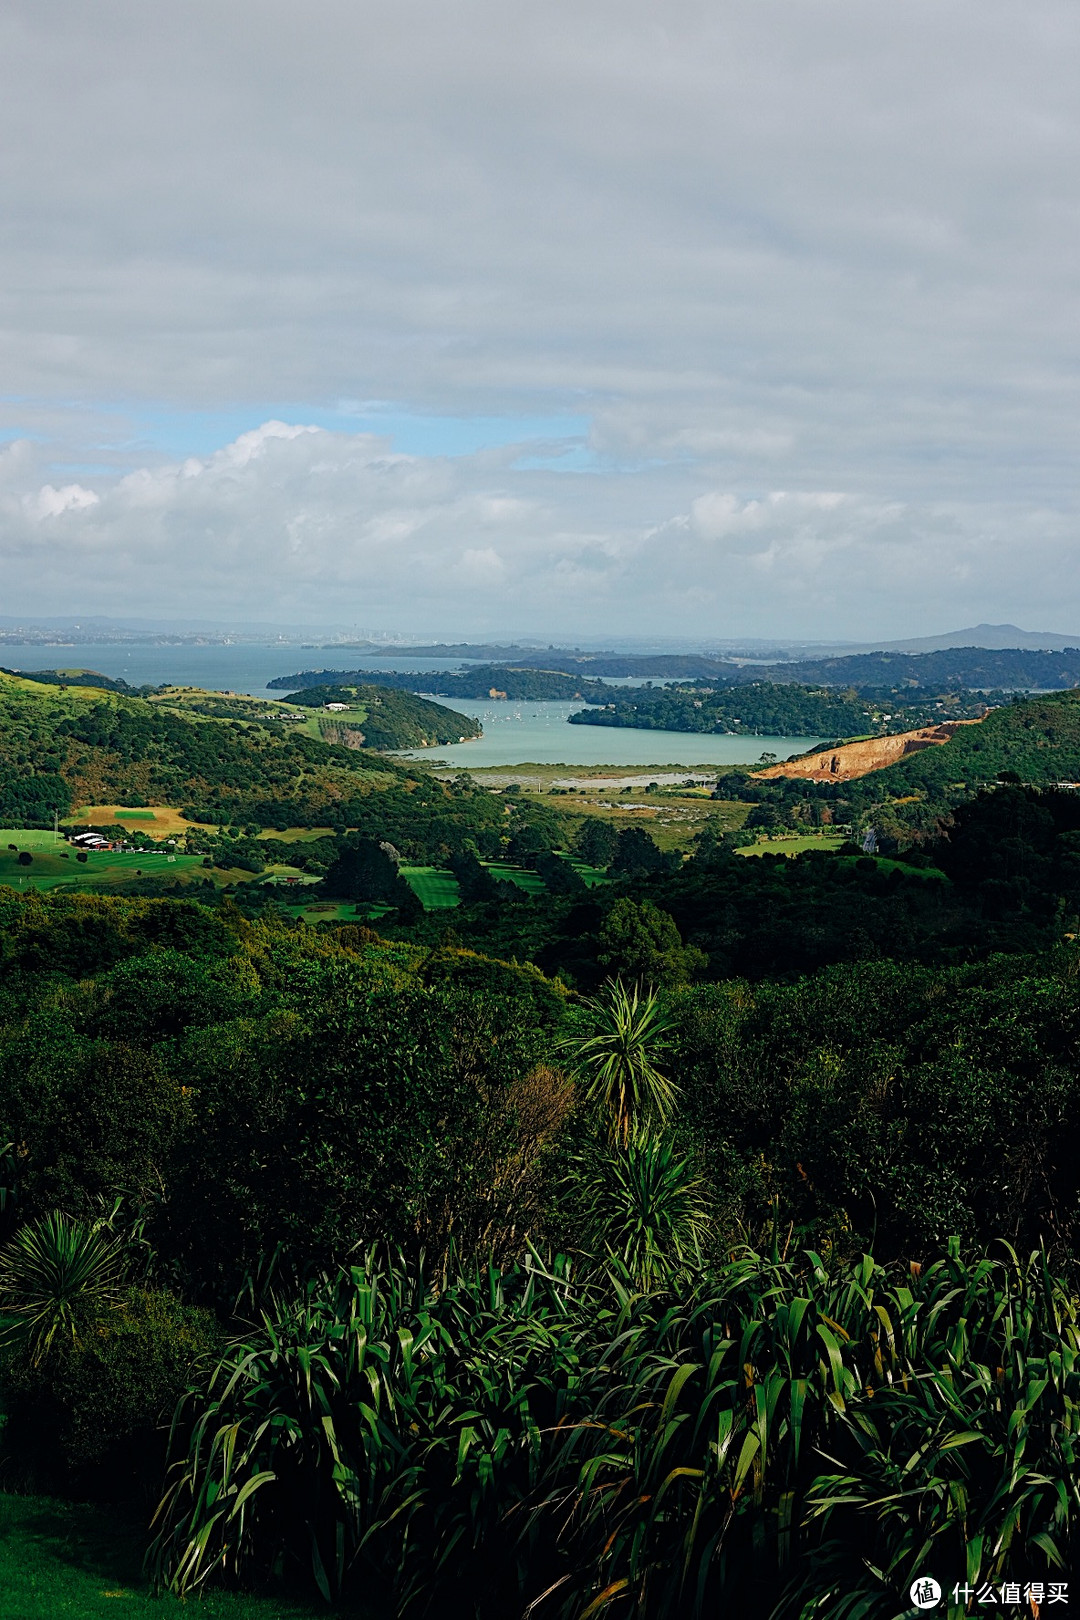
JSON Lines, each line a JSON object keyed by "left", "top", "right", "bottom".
{"left": 753, "top": 719, "right": 982, "bottom": 783}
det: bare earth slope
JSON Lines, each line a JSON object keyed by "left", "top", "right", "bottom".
{"left": 754, "top": 720, "right": 981, "bottom": 783}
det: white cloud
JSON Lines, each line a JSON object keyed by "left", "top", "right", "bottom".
{"left": 24, "top": 483, "right": 99, "bottom": 519}
{"left": 0, "top": 1, "right": 1079, "bottom": 633}
{"left": 0, "top": 421, "right": 1075, "bottom": 639}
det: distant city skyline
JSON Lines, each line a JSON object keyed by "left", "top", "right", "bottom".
{"left": 2, "top": 2, "right": 1079, "bottom": 636}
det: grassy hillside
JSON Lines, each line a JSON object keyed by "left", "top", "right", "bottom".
{"left": 0, "top": 674, "right": 508, "bottom": 858}
{"left": 0, "top": 672, "right": 405, "bottom": 824}
{"left": 856, "top": 691, "right": 1080, "bottom": 800}
{"left": 285, "top": 683, "right": 481, "bottom": 747}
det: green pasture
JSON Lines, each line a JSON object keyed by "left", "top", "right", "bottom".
{"left": 400, "top": 866, "right": 461, "bottom": 908}
{"left": 282, "top": 899, "right": 372, "bottom": 924}
{"left": 568, "top": 858, "right": 610, "bottom": 887}
{"left": 257, "top": 827, "right": 335, "bottom": 842}
{"left": 839, "top": 852, "right": 949, "bottom": 881}
{"left": 0, "top": 834, "right": 206, "bottom": 892}
{"left": 736, "top": 834, "right": 847, "bottom": 858}
{"left": 487, "top": 861, "right": 545, "bottom": 896}
{"left": 0, "top": 1493, "right": 362, "bottom": 1620}
{"left": 734, "top": 834, "right": 948, "bottom": 881}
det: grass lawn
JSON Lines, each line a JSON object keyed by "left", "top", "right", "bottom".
{"left": 0, "top": 837, "right": 206, "bottom": 893}
{"left": 567, "top": 858, "right": 610, "bottom": 887}
{"left": 736, "top": 834, "right": 847, "bottom": 858}
{"left": 400, "top": 866, "right": 461, "bottom": 908}
{"left": 0, "top": 1494, "right": 367, "bottom": 1620}
{"left": 486, "top": 861, "right": 546, "bottom": 896}
{"left": 281, "top": 898, "right": 369, "bottom": 923}
{"left": 257, "top": 827, "right": 335, "bottom": 842}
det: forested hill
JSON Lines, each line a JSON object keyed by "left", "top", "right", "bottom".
{"left": 568, "top": 681, "right": 990, "bottom": 737}
{"left": 0, "top": 673, "right": 407, "bottom": 826}
{"left": 755, "top": 646, "right": 1080, "bottom": 690}
{"left": 848, "top": 690, "right": 1080, "bottom": 800}
{"left": 274, "top": 684, "right": 480, "bottom": 748}
{"left": 270, "top": 664, "right": 617, "bottom": 702}
{"left": 0, "top": 673, "right": 501, "bottom": 848}
{"left": 273, "top": 645, "right": 1080, "bottom": 693}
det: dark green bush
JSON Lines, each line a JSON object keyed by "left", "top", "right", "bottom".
{"left": 4, "top": 1286, "right": 219, "bottom": 1495}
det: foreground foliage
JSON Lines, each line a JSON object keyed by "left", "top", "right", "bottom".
{"left": 148, "top": 1244, "right": 1078, "bottom": 1617}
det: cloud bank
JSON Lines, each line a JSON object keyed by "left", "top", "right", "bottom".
{"left": 1, "top": 0, "right": 1079, "bottom": 635}
{"left": 3, "top": 423, "right": 1075, "bottom": 640}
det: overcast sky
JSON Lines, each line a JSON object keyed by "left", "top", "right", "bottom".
{"left": 2, "top": 0, "right": 1079, "bottom": 640}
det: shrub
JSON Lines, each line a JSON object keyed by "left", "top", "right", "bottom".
{"left": 4, "top": 1286, "right": 219, "bottom": 1494}
{"left": 0, "top": 1210, "right": 125, "bottom": 1365}
{"left": 570, "top": 1128, "right": 709, "bottom": 1288}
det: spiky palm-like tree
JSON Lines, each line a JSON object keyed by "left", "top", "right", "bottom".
{"left": 561, "top": 979, "right": 677, "bottom": 1145}
{"left": 0, "top": 1209, "right": 126, "bottom": 1365}
{"left": 579, "top": 1129, "right": 708, "bottom": 1288}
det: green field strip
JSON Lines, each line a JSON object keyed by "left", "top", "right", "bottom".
{"left": 485, "top": 861, "right": 546, "bottom": 895}
{"left": 736, "top": 835, "right": 847, "bottom": 858}
{"left": 567, "top": 858, "right": 611, "bottom": 887}
{"left": 400, "top": 865, "right": 462, "bottom": 908}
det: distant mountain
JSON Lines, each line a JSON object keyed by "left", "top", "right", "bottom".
{"left": 747, "top": 647, "right": 1080, "bottom": 690}
{"left": 862, "top": 624, "right": 1080, "bottom": 654}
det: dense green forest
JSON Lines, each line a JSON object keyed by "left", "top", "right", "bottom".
{"left": 1, "top": 875, "right": 1079, "bottom": 1613}
{"left": 5, "top": 683, "right": 1080, "bottom": 1614}
{"left": 568, "top": 680, "right": 990, "bottom": 736}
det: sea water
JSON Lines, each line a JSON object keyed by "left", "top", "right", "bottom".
{"left": 3, "top": 644, "right": 475, "bottom": 696}
{"left": 394, "top": 699, "right": 822, "bottom": 769}
{"left": 5, "top": 645, "right": 821, "bottom": 768}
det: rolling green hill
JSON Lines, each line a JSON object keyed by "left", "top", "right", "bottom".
{"left": 0, "top": 674, "right": 503, "bottom": 857}
{"left": 852, "top": 692, "right": 1080, "bottom": 801}
{"left": 284, "top": 683, "right": 481, "bottom": 747}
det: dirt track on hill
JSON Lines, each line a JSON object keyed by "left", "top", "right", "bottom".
{"left": 753, "top": 719, "right": 981, "bottom": 783}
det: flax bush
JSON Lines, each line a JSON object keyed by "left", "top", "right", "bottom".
{"left": 149, "top": 1242, "right": 1080, "bottom": 1618}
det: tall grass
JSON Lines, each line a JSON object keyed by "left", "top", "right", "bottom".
{"left": 149, "top": 1243, "right": 1080, "bottom": 1617}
